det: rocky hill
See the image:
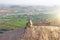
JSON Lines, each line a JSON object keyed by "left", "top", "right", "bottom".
{"left": 0, "top": 20, "right": 60, "bottom": 40}
{"left": 0, "top": 25, "right": 60, "bottom": 40}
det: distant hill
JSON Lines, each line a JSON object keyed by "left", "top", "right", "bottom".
{"left": 0, "top": 5, "right": 55, "bottom": 15}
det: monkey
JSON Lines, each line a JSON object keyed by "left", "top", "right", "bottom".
{"left": 25, "top": 19, "right": 33, "bottom": 29}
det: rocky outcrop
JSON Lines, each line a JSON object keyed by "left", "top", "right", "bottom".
{"left": 19, "top": 26, "right": 60, "bottom": 40}
{"left": 0, "top": 20, "right": 60, "bottom": 40}
{"left": 0, "top": 26, "right": 60, "bottom": 40}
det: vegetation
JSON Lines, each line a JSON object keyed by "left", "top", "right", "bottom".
{"left": 0, "top": 14, "right": 59, "bottom": 34}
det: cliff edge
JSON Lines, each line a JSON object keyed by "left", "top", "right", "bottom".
{"left": 0, "top": 20, "right": 60, "bottom": 40}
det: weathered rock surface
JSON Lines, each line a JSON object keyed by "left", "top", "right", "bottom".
{"left": 0, "top": 26, "right": 60, "bottom": 40}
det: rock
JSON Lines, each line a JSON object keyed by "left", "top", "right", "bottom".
{"left": 0, "top": 26, "right": 60, "bottom": 40}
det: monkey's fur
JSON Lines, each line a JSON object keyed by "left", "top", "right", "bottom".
{"left": 25, "top": 20, "right": 33, "bottom": 29}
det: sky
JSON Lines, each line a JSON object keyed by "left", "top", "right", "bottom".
{"left": 0, "top": 0, "right": 60, "bottom": 6}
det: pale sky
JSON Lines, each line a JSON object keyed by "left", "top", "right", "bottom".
{"left": 0, "top": 0, "right": 60, "bottom": 6}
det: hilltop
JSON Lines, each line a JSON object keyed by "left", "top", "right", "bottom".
{"left": 0, "top": 25, "right": 60, "bottom": 40}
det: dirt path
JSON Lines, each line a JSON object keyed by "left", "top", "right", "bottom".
{"left": 0, "top": 28, "right": 25, "bottom": 40}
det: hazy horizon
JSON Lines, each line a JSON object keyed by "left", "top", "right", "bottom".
{"left": 0, "top": 0, "right": 60, "bottom": 6}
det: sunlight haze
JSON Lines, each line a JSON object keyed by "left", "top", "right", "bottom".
{"left": 0, "top": 0, "right": 60, "bottom": 6}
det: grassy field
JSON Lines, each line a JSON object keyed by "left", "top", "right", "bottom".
{"left": 0, "top": 19, "right": 27, "bottom": 29}
{"left": 0, "top": 14, "right": 59, "bottom": 34}
{"left": 0, "top": 15, "right": 27, "bottom": 34}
